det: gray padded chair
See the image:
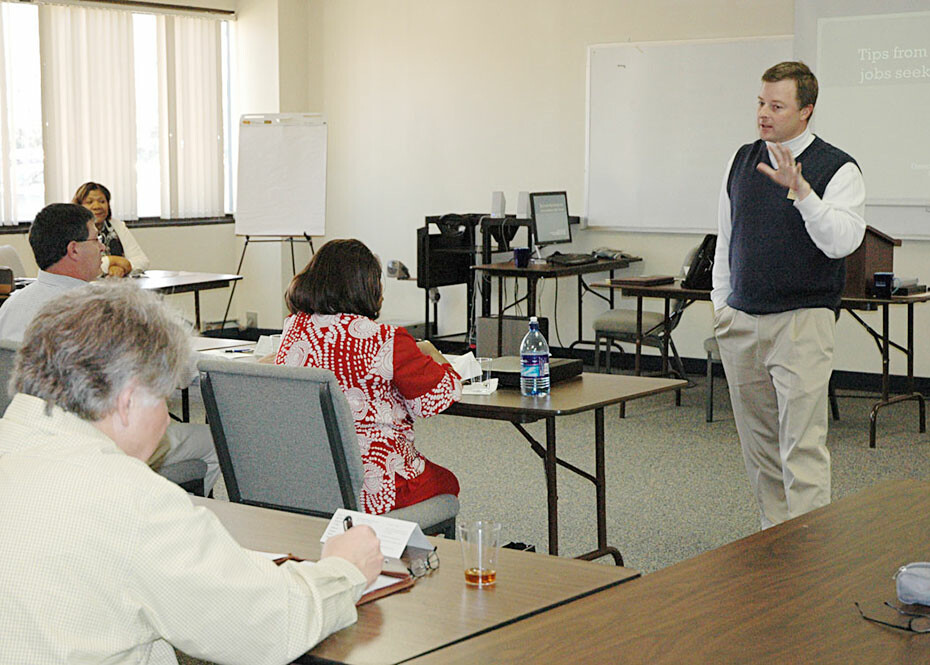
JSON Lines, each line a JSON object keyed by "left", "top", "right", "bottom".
{"left": 0, "top": 340, "right": 207, "bottom": 495}
{"left": 197, "top": 357, "right": 459, "bottom": 537}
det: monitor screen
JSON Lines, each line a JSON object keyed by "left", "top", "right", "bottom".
{"left": 530, "top": 191, "right": 571, "bottom": 248}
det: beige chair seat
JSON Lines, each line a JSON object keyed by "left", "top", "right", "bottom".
{"left": 592, "top": 309, "right": 668, "bottom": 336}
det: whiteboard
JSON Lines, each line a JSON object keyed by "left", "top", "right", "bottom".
{"left": 235, "top": 113, "right": 327, "bottom": 236}
{"left": 584, "top": 37, "right": 793, "bottom": 233}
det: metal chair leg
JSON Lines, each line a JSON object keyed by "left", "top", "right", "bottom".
{"left": 705, "top": 351, "right": 714, "bottom": 422}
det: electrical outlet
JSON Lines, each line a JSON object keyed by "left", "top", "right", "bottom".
{"left": 246, "top": 311, "right": 258, "bottom": 329}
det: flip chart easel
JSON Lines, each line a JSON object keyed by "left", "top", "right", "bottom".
{"left": 225, "top": 113, "right": 327, "bottom": 326}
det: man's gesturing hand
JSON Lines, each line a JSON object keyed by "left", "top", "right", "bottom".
{"left": 756, "top": 142, "right": 812, "bottom": 201}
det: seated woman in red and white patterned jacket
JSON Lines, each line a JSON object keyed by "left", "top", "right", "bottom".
{"left": 275, "top": 238, "right": 462, "bottom": 515}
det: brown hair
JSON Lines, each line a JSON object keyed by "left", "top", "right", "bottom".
{"left": 762, "top": 61, "right": 818, "bottom": 112}
{"left": 72, "top": 181, "right": 112, "bottom": 222}
{"left": 285, "top": 239, "right": 382, "bottom": 319}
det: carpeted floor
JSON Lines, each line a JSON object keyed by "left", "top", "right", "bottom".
{"left": 411, "top": 376, "right": 929, "bottom": 574}
{"left": 174, "top": 372, "right": 928, "bottom": 664}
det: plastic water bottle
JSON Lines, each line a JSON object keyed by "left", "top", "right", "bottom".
{"left": 520, "top": 316, "right": 550, "bottom": 396}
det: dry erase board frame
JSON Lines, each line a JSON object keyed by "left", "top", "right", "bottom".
{"left": 235, "top": 113, "right": 327, "bottom": 237}
{"left": 584, "top": 36, "right": 793, "bottom": 234}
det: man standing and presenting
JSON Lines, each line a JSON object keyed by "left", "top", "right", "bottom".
{"left": 712, "top": 61, "right": 866, "bottom": 528}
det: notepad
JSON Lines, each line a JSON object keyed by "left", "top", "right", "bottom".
{"left": 259, "top": 551, "right": 416, "bottom": 605}
{"left": 321, "top": 509, "right": 432, "bottom": 559}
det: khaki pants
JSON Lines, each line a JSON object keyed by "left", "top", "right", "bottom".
{"left": 147, "top": 422, "right": 220, "bottom": 494}
{"left": 714, "top": 306, "right": 835, "bottom": 528}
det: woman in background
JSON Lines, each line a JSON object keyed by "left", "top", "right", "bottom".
{"left": 276, "top": 238, "right": 461, "bottom": 515}
{"left": 72, "top": 181, "right": 150, "bottom": 275}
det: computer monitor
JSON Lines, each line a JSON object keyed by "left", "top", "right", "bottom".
{"left": 530, "top": 191, "right": 572, "bottom": 248}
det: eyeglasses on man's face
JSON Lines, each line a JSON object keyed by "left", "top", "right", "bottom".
{"left": 78, "top": 234, "right": 105, "bottom": 245}
{"left": 856, "top": 601, "right": 930, "bottom": 634}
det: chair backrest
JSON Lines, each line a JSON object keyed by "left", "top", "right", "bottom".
{"left": 0, "top": 246, "right": 27, "bottom": 278}
{"left": 197, "top": 356, "right": 365, "bottom": 518}
{"left": 666, "top": 243, "right": 703, "bottom": 330}
{"left": 0, "top": 339, "right": 20, "bottom": 413}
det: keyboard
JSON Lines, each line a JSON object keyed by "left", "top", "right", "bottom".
{"left": 546, "top": 252, "right": 599, "bottom": 266}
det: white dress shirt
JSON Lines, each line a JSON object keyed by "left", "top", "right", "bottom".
{"left": 0, "top": 270, "right": 86, "bottom": 342}
{"left": 711, "top": 126, "right": 867, "bottom": 311}
{"left": 107, "top": 218, "right": 151, "bottom": 272}
{"left": 0, "top": 393, "right": 366, "bottom": 664}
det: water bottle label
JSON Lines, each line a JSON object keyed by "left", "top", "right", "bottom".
{"left": 521, "top": 354, "right": 549, "bottom": 377}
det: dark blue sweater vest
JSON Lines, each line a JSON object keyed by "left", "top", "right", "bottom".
{"left": 726, "top": 137, "right": 858, "bottom": 314}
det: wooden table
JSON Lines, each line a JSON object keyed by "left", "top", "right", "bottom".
{"left": 190, "top": 496, "right": 639, "bottom": 665}
{"left": 594, "top": 279, "right": 929, "bottom": 447}
{"left": 446, "top": 373, "right": 686, "bottom": 564}
{"left": 473, "top": 257, "right": 637, "bottom": 353}
{"left": 406, "top": 479, "right": 930, "bottom": 665}
{"left": 135, "top": 270, "right": 242, "bottom": 330}
{"left": 191, "top": 336, "right": 254, "bottom": 353}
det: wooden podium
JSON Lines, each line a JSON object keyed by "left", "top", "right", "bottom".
{"left": 843, "top": 225, "right": 901, "bottom": 298}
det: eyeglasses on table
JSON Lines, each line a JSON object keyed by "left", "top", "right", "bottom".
{"left": 855, "top": 601, "right": 930, "bottom": 634}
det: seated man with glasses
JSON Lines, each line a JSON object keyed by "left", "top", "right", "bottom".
{"left": 0, "top": 203, "right": 221, "bottom": 493}
{"left": 0, "top": 281, "right": 382, "bottom": 662}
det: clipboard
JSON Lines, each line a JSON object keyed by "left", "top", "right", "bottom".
{"left": 273, "top": 554, "right": 416, "bottom": 605}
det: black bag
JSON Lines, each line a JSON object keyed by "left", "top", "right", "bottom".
{"left": 681, "top": 233, "right": 717, "bottom": 290}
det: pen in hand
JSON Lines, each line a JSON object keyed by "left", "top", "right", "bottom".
{"left": 343, "top": 515, "right": 353, "bottom": 531}
{"left": 224, "top": 348, "right": 253, "bottom": 354}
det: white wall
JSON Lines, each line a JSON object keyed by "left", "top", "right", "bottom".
{"left": 229, "top": 0, "right": 300, "bottom": 329}
{"left": 297, "top": 0, "right": 930, "bottom": 378}
{"left": 14, "top": 0, "right": 920, "bottom": 377}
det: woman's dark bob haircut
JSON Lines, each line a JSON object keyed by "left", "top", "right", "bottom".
{"left": 286, "top": 238, "right": 382, "bottom": 319}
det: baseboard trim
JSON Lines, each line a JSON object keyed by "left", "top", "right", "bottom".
{"left": 555, "top": 346, "right": 930, "bottom": 395}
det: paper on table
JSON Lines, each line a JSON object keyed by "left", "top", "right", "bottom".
{"left": 462, "top": 377, "right": 498, "bottom": 395}
{"left": 320, "top": 508, "right": 432, "bottom": 559}
{"left": 444, "top": 352, "right": 482, "bottom": 382}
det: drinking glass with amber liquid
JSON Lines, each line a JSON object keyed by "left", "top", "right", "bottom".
{"left": 458, "top": 521, "right": 501, "bottom": 587}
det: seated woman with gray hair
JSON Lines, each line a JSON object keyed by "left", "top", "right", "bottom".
{"left": 0, "top": 281, "right": 381, "bottom": 664}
